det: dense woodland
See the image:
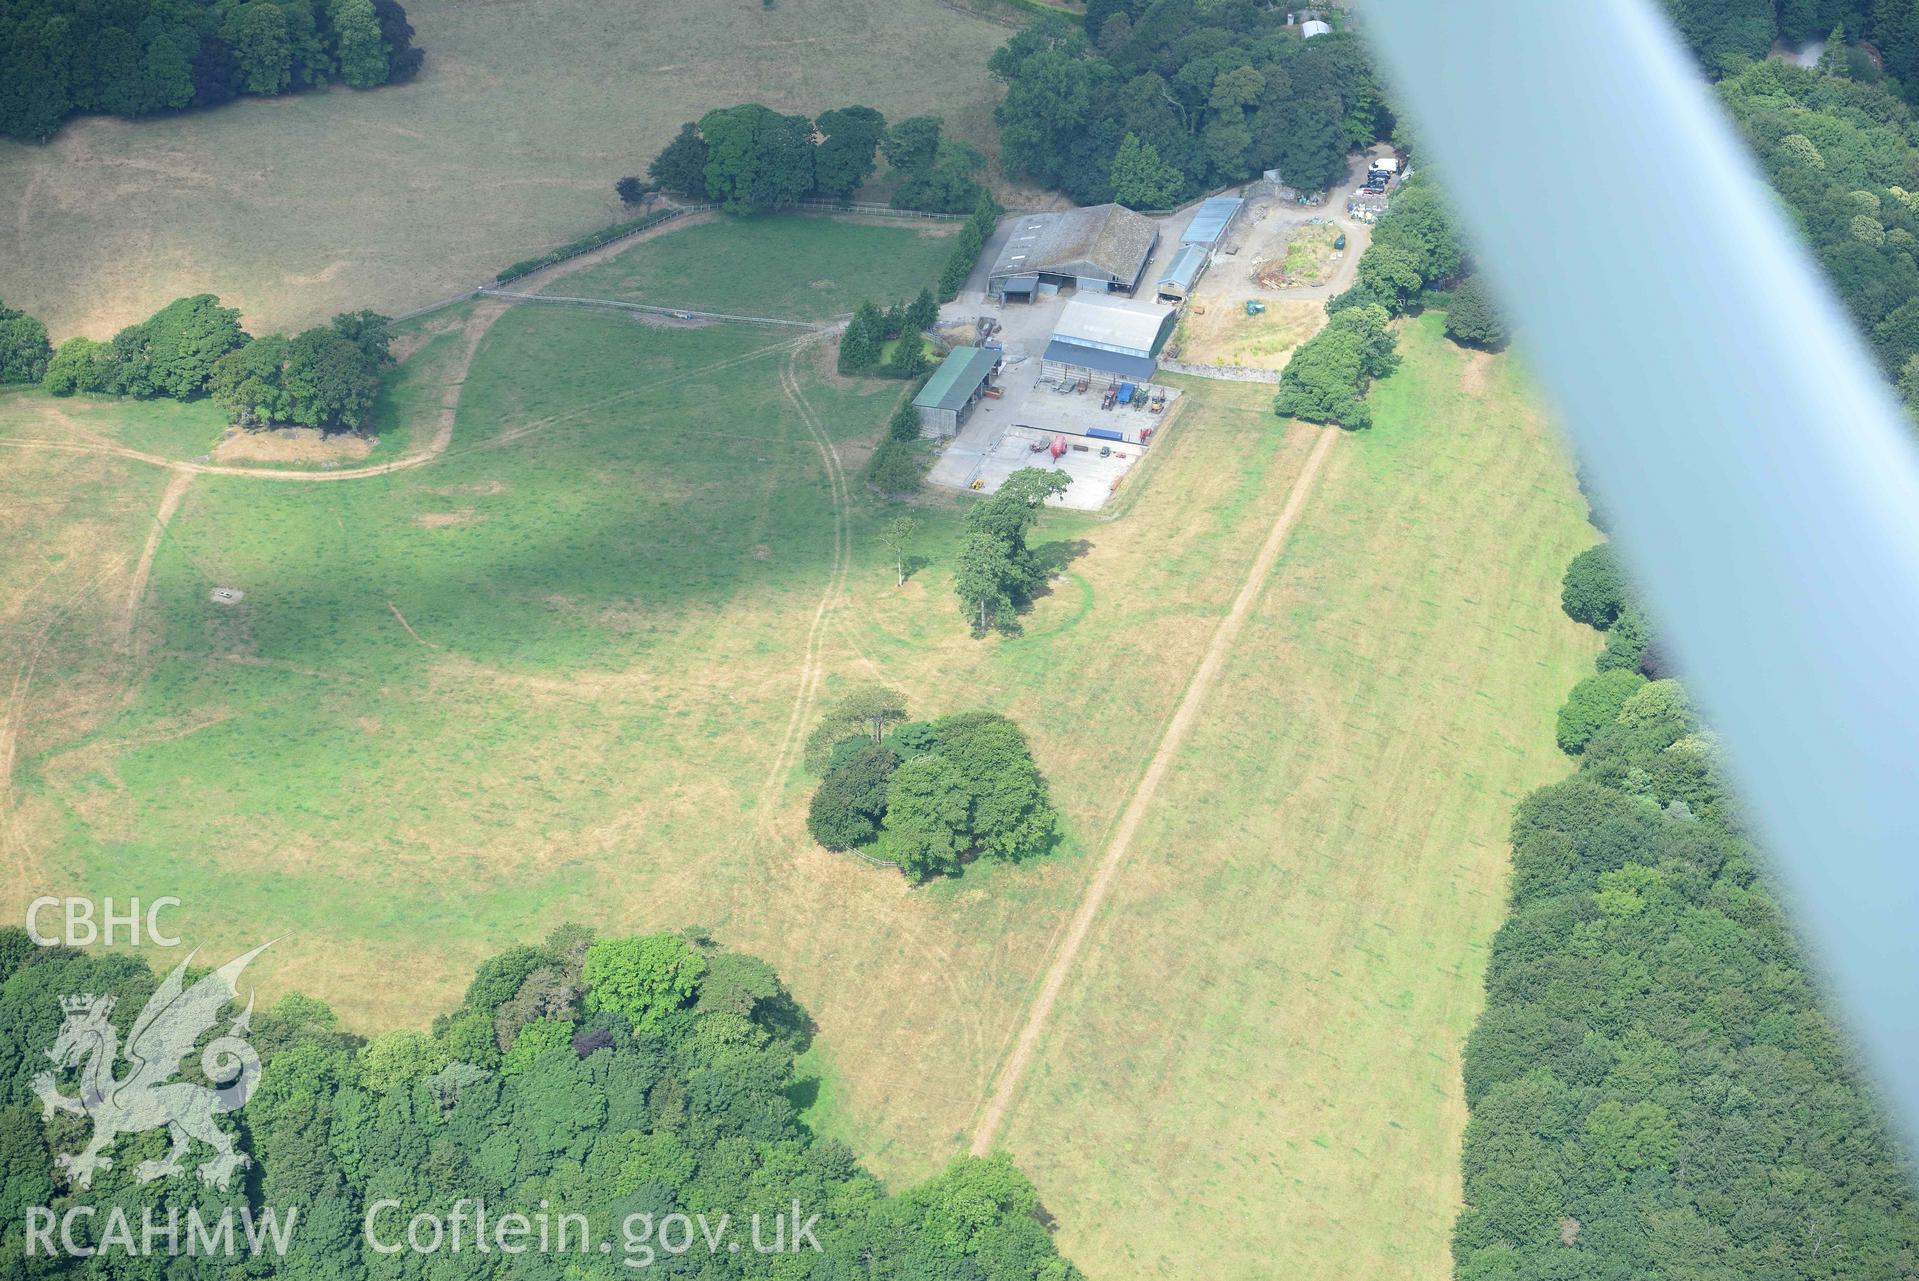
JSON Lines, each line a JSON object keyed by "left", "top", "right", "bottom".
{"left": 987, "top": 6, "right": 1388, "bottom": 207}
{"left": 0, "top": 0, "right": 422, "bottom": 141}
{"left": 0, "top": 926, "right": 1079, "bottom": 1279}
{"left": 1451, "top": 527, "right": 1919, "bottom": 1276}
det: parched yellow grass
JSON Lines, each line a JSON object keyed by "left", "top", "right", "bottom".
{"left": 991, "top": 317, "right": 1599, "bottom": 1279}
{"left": 0, "top": 0, "right": 1012, "bottom": 339}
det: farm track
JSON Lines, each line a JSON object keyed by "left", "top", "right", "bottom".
{"left": 968, "top": 424, "right": 1340, "bottom": 1155}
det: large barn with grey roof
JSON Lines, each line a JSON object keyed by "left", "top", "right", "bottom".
{"left": 987, "top": 204, "right": 1160, "bottom": 302}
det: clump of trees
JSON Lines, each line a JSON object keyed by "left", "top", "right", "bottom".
{"left": 647, "top": 103, "right": 986, "bottom": 215}
{"left": 1272, "top": 302, "right": 1397, "bottom": 428}
{"left": 0, "top": 300, "right": 52, "bottom": 384}
{"left": 43, "top": 295, "right": 392, "bottom": 432}
{"left": 1452, "top": 510, "right": 1919, "bottom": 1278}
{"left": 955, "top": 467, "right": 1071, "bottom": 635}
{"left": 0, "top": 924, "right": 1082, "bottom": 1278}
{"left": 0, "top": 0, "right": 422, "bottom": 141}
{"left": 883, "top": 115, "right": 990, "bottom": 213}
{"left": 987, "top": 11, "right": 1389, "bottom": 208}
{"left": 805, "top": 687, "right": 1058, "bottom": 879}
{"left": 838, "top": 290, "right": 938, "bottom": 378}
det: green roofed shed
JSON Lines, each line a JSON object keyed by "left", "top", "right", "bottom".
{"left": 913, "top": 346, "right": 1000, "bottom": 437}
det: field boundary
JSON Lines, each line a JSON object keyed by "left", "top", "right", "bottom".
{"left": 477, "top": 290, "right": 836, "bottom": 330}
{"left": 968, "top": 423, "right": 1340, "bottom": 1155}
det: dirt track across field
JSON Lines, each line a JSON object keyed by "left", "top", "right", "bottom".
{"left": 969, "top": 423, "right": 1340, "bottom": 1155}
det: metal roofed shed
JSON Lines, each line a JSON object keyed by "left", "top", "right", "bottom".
{"left": 1156, "top": 245, "right": 1210, "bottom": 302}
{"left": 987, "top": 204, "right": 1160, "bottom": 301}
{"left": 913, "top": 346, "right": 1001, "bottom": 437}
{"left": 1300, "top": 18, "right": 1331, "bottom": 37}
{"left": 1180, "top": 196, "right": 1246, "bottom": 250}
{"left": 1042, "top": 298, "right": 1177, "bottom": 386}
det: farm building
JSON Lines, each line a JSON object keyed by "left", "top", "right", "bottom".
{"left": 988, "top": 204, "right": 1159, "bottom": 302}
{"left": 1300, "top": 18, "right": 1331, "bottom": 37}
{"left": 1180, "top": 196, "right": 1245, "bottom": 251}
{"left": 913, "top": 346, "right": 1001, "bottom": 437}
{"left": 1042, "top": 298, "right": 1176, "bottom": 387}
{"left": 1156, "top": 245, "right": 1209, "bottom": 303}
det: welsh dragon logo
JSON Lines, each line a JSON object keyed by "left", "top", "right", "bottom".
{"left": 33, "top": 942, "right": 273, "bottom": 1191}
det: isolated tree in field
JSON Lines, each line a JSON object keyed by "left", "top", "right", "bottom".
{"left": 1562, "top": 544, "right": 1628, "bottom": 628}
{"left": 582, "top": 934, "right": 706, "bottom": 1033}
{"left": 1444, "top": 274, "right": 1509, "bottom": 349}
{"left": 615, "top": 176, "right": 647, "bottom": 206}
{"left": 881, "top": 516, "right": 918, "bottom": 586}
{"left": 839, "top": 302, "right": 884, "bottom": 373}
{"left": 1109, "top": 132, "right": 1184, "bottom": 209}
{"left": 955, "top": 528, "right": 1018, "bottom": 637}
{"left": 955, "top": 468, "right": 1070, "bottom": 634}
{"left": 0, "top": 301, "right": 51, "bottom": 384}
{"left": 650, "top": 122, "right": 710, "bottom": 198}
{"left": 813, "top": 105, "right": 887, "bottom": 201}
{"left": 882, "top": 754, "right": 971, "bottom": 878}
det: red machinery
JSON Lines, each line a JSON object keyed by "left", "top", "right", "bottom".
{"left": 1050, "top": 434, "right": 1068, "bottom": 459}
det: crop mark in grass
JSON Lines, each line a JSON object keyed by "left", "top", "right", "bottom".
{"left": 388, "top": 602, "right": 439, "bottom": 649}
{"left": 969, "top": 424, "right": 1340, "bottom": 1157}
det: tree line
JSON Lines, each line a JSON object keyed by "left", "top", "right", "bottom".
{"left": 804, "top": 686, "right": 1059, "bottom": 880}
{"left": 987, "top": 6, "right": 1390, "bottom": 209}
{"left": 0, "top": 924, "right": 1081, "bottom": 1279}
{"left": 1274, "top": 176, "right": 1506, "bottom": 428}
{"left": 637, "top": 106, "right": 989, "bottom": 215}
{"left": 1, "top": 0, "right": 422, "bottom": 142}
{"left": 1449, "top": 518, "right": 1919, "bottom": 1277}
{"left": 39, "top": 293, "right": 393, "bottom": 432}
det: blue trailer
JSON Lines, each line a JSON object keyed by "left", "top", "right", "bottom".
{"left": 1116, "top": 382, "right": 1136, "bottom": 405}
{"left": 1087, "top": 426, "right": 1125, "bottom": 443}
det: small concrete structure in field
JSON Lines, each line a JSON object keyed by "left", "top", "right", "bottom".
{"left": 913, "top": 346, "right": 1001, "bottom": 438}
{"left": 1042, "top": 297, "right": 1177, "bottom": 388}
{"left": 988, "top": 204, "right": 1160, "bottom": 303}
{"left": 210, "top": 587, "right": 245, "bottom": 605}
{"left": 1179, "top": 196, "right": 1246, "bottom": 253}
{"left": 1156, "top": 245, "right": 1210, "bottom": 303}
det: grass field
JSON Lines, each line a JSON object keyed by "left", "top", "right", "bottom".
{"left": 0, "top": 0, "right": 1012, "bottom": 340}
{"left": 2, "top": 210, "right": 1594, "bottom": 1279}
{"left": 990, "top": 320, "right": 1598, "bottom": 1278}
{"left": 545, "top": 216, "right": 961, "bottom": 319}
